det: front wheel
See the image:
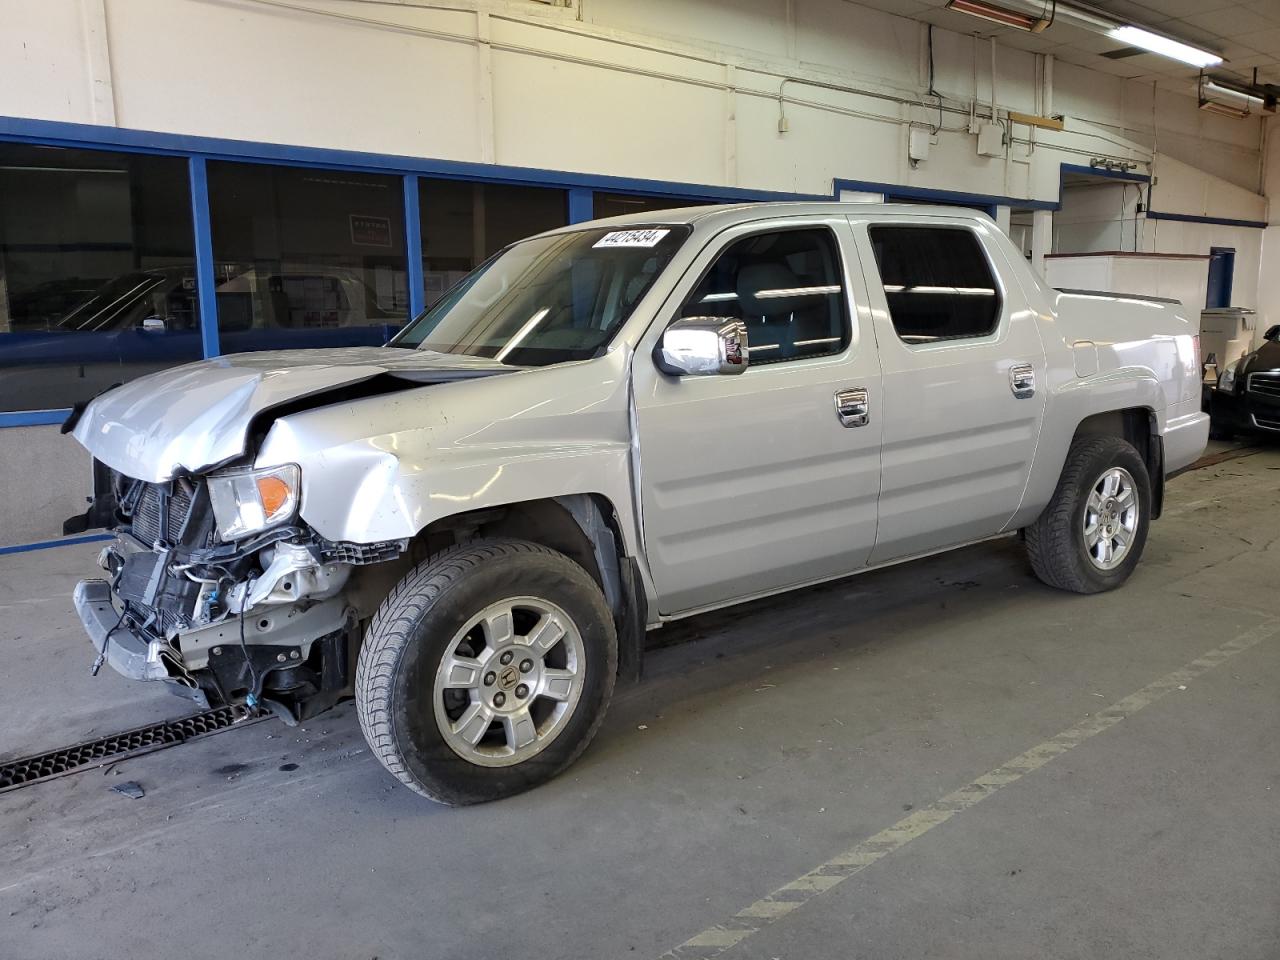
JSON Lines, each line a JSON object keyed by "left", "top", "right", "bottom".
{"left": 1025, "top": 436, "right": 1152, "bottom": 594}
{"left": 356, "top": 539, "right": 617, "bottom": 804}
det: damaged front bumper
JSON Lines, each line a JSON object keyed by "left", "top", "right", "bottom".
{"left": 75, "top": 578, "right": 173, "bottom": 683}
{"left": 74, "top": 532, "right": 371, "bottom": 718}
{"left": 70, "top": 467, "right": 407, "bottom": 718}
{"left": 74, "top": 576, "right": 352, "bottom": 688}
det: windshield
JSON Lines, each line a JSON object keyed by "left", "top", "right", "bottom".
{"left": 391, "top": 225, "right": 690, "bottom": 365}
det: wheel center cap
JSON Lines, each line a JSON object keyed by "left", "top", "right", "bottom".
{"left": 497, "top": 664, "right": 520, "bottom": 690}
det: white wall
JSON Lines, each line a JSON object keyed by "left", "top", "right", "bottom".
{"left": 1055, "top": 181, "right": 1142, "bottom": 253}
{"left": 0, "top": 0, "right": 1272, "bottom": 346}
{"left": 0, "top": 0, "right": 1267, "bottom": 207}
{"left": 1043, "top": 254, "right": 1209, "bottom": 317}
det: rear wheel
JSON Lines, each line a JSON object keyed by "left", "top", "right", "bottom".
{"left": 1025, "top": 436, "right": 1152, "bottom": 594}
{"left": 356, "top": 539, "right": 617, "bottom": 804}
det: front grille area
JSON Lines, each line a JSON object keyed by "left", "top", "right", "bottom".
{"left": 129, "top": 480, "right": 196, "bottom": 547}
{"left": 110, "top": 475, "right": 213, "bottom": 641}
{"left": 1247, "top": 373, "right": 1280, "bottom": 400}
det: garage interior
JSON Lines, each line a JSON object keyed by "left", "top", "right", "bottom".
{"left": 2, "top": 1, "right": 1279, "bottom": 958}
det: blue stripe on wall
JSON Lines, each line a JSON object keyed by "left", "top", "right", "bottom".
{"left": 188, "top": 157, "right": 221, "bottom": 359}
{"left": 1145, "top": 210, "right": 1267, "bottom": 229}
{"left": 403, "top": 174, "right": 426, "bottom": 318}
{"left": 0, "top": 533, "right": 113, "bottom": 556}
{"left": 0, "top": 409, "right": 73, "bottom": 428}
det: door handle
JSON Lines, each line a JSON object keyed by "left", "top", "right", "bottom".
{"left": 834, "top": 387, "right": 870, "bottom": 427}
{"left": 1009, "top": 363, "right": 1036, "bottom": 399}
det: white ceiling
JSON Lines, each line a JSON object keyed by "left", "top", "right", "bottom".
{"left": 849, "top": 0, "right": 1280, "bottom": 93}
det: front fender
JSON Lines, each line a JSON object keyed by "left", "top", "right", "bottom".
{"left": 254, "top": 352, "right": 641, "bottom": 553}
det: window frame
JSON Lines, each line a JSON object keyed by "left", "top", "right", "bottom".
{"left": 662, "top": 220, "right": 857, "bottom": 371}
{"left": 864, "top": 221, "right": 1008, "bottom": 349}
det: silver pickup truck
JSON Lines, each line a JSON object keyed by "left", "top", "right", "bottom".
{"left": 68, "top": 203, "right": 1208, "bottom": 804}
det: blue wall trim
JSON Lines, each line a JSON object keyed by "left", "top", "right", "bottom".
{"left": 1145, "top": 210, "right": 1267, "bottom": 229}
{"left": 567, "top": 188, "right": 595, "bottom": 224}
{"left": 0, "top": 533, "right": 113, "bottom": 556}
{"left": 188, "top": 157, "right": 221, "bottom": 359}
{"left": 0, "top": 409, "right": 72, "bottom": 428}
{"left": 0, "top": 114, "right": 817, "bottom": 204}
{"left": 403, "top": 174, "right": 425, "bottom": 318}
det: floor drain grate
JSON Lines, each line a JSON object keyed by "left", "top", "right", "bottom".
{"left": 0, "top": 705, "right": 261, "bottom": 793}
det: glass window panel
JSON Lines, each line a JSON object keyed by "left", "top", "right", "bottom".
{"left": 394, "top": 225, "right": 689, "bottom": 366}
{"left": 419, "top": 179, "right": 567, "bottom": 307}
{"left": 207, "top": 162, "right": 409, "bottom": 354}
{"left": 679, "top": 228, "right": 849, "bottom": 364}
{"left": 0, "top": 144, "right": 200, "bottom": 412}
{"left": 593, "top": 192, "right": 714, "bottom": 220}
{"left": 868, "top": 226, "right": 1001, "bottom": 343}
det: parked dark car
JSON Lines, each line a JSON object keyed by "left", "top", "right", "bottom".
{"left": 1210, "top": 324, "right": 1280, "bottom": 439}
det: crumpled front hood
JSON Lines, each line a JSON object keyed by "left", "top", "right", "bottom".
{"left": 72, "top": 347, "right": 512, "bottom": 482}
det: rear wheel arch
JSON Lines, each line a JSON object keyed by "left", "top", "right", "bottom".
{"left": 1070, "top": 407, "right": 1164, "bottom": 518}
{"left": 1026, "top": 434, "right": 1152, "bottom": 594}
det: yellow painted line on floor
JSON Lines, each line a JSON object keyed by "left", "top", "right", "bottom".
{"left": 659, "top": 618, "right": 1280, "bottom": 960}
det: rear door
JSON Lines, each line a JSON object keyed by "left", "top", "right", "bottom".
{"left": 632, "top": 216, "right": 884, "bottom": 615}
{"left": 851, "top": 216, "right": 1047, "bottom": 564}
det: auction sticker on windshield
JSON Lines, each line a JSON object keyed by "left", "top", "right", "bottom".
{"left": 594, "top": 229, "right": 671, "bottom": 248}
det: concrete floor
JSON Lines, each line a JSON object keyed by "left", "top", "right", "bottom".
{"left": 3, "top": 443, "right": 1278, "bottom": 960}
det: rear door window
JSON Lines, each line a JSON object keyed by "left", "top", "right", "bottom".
{"left": 868, "top": 226, "right": 1001, "bottom": 344}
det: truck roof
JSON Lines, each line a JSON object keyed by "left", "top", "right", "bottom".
{"left": 558, "top": 200, "right": 996, "bottom": 232}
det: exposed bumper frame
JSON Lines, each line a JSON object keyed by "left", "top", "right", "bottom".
{"left": 74, "top": 578, "right": 172, "bottom": 682}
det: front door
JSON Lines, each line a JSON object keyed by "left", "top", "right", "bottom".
{"left": 632, "top": 217, "right": 884, "bottom": 615}
{"left": 852, "top": 216, "right": 1047, "bottom": 564}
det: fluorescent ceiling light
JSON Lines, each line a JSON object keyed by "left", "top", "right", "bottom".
{"left": 1106, "top": 25, "right": 1221, "bottom": 68}
{"left": 1203, "top": 79, "right": 1265, "bottom": 106}
{"left": 945, "top": 0, "right": 1223, "bottom": 69}
{"left": 945, "top": 0, "right": 1050, "bottom": 32}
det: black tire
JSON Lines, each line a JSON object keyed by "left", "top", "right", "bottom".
{"left": 355, "top": 538, "right": 617, "bottom": 805}
{"left": 1025, "top": 435, "right": 1152, "bottom": 594}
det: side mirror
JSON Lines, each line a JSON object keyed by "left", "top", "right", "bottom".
{"left": 140, "top": 315, "right": 168, "bottom": 333}
{"left": 1264, "top": 324, "right": 1280, "bottom": 343}
{"left": 654, "top": 317, "right": 748, "bottom": 376}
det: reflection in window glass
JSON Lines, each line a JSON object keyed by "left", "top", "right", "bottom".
{"left": 869, "top": 226, "right": 1001, "bottom": 343}
{"left": 593, "top": 192, "right": 714, "bottom": 220}
{"left": 680, "top": 229, "right": 848, "bottom": 364}
{"left": 419, "top": 179, "right": 567, "bottom": 306}
{"left": 207, "top": 162, "right": 409, "bottom": 354}
{"left": 0, "top": 144, "right": 200, "bottom": 412}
